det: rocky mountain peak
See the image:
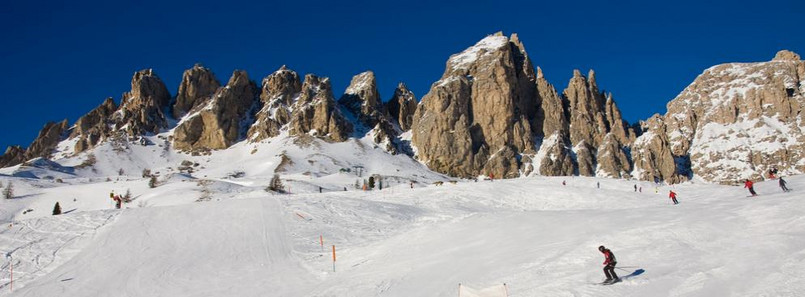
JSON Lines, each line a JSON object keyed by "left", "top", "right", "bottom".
{"left": 339, "top": 71, "right": 385, "bottom": 126}
{"left": 0, "top": 146, "right": 26, "bottom": 168}
{"left": 773, "top": 50, "right": 801, "bottom": 61}
{"left": 386, "top": 82, "right": 418, "bottom": 131}
{"left": 289, "top": 74, "right": 352, "bottom": 141}
{"left": 173, "top": 70, "right": 258, "bottom": 151}
{"left": 71, "top": 97, "right": 118, "bottom": 153}
{"left": 247, "top": 66, "right": 303, "bottom": 142}
{"left": 115, "top": 69, "right": 171, "bottom": 136}
{"left": 413, "top": 32, "right": 536, "bottom": 178}
{"left": 173, "top": 64, "right": 220, "bottom": 119}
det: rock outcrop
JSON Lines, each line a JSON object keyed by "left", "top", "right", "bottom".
{"left": 25, "top": 120, "right": 69, "bottom": 160}
{"left": 663, "top": 49, "right": 805, "bottom": 183}
{"left": 173, "top": 64, "right": 220, "bottom": 119}
{"left": 289, "top": 74, "right": 352, "bottom": 141}
{"left": 535, "top": 67, "right": 568, "bottom": 137}
{"left": 412, "top": 32, "right": 536, "bottom": 178}
{"left": 0, "top": 146, "right": 26, "bottom": 168}
{"left": 113, "top": 69, "right": 171, "bottom": 136}
{"left": 386, "top": 82, "right": 417, "bottom": 131}
{"left": 536, "top": 133, "right": 575, "bottom": 176}
{"left": 596, "top": 133, "right": 632, "bottom": 178}
{"left": 71, "top": 97, "right": 117, "bottom": 153}
{"left": 248, "top": 66, "right": 302, "bottom": 142}
{"left": 173, "top": 70, "right": 259, "bottom": 151}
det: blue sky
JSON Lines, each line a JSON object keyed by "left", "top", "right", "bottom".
{"left": 1, "top": 0, "right": 803, "bottom": 150}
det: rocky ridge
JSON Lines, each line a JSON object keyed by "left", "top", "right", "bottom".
{"left": 1, "top": 35, "right": 802, "bottom": 185}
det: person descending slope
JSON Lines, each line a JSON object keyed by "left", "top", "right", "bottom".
{"left": 598, "top": 245, "right": 619, "bottom": 284}
{"left": 744, "top": 179, "right": 758, "bottom": 196}
{"left": 779, "top": 177, "right": 790, "bottom": 192}
{"left": 669, "top": 190, "right": 679, "bottom": 205}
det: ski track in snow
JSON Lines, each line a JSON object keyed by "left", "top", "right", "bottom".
{"left": 0, "top": 176, "right": 804, "bottom": 296}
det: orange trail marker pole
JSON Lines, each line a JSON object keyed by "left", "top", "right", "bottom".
{"left": 320, "top": 235, "right": 324, "bottom": 252}
{"left": 332, "top": 245, "right": 336, "bottom": 272}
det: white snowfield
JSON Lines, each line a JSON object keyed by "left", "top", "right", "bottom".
{"left": 0, "top": 174, "right": 803, "bottom": 296}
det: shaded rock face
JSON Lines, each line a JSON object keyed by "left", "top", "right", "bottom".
{"left": 631, "top": 115, "right": 678, "bottom": 183}
{"left": 289, "top": 74, "right": 352, "bottom": 141}
{"left": 386, "top": 82, "right": 417, "bottom": 131}
{"left": 173, "top": 64, "right": 220, "bottom": 119}
{"left": 339, "top": 71, "right": 398, "bottom": 152}
{"left": 0, "top": 146, "right": 26, "bottom": 168}
{"left": 248, "top": 66, "right": 303, "bottom": 142}
{"left": 412, "top": 33, "right": 536, "bottom": 178}
{"left": 663, "top": 50, "right": 805, "bottom": 184}
{"left": 173, "top": 70, "right": 259, "bottom": 151}
{"left": 71, "top": 97, "right": 117, "bottom": 153}
{"left": 114, "top": 69, "right": 172, "bottom": 136}
{"left": 25, "top": 120, "right": 69, "bottom": 160}
{"left": 339, "top": 71, "right": 386, "bottom": 127}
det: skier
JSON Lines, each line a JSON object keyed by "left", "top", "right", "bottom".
{"left": 634, "top": 184, "right": 637, "bottom": 192}
{"left": 597, "top": 182, "right": 600, "bottom": 189}
{"left": 779, "top": 177, "right": 790, "bottom": 192}
{"left": 112, "top": 194, "right": 122, "bottom": 209}
{"left": 563, "top": 180, "right": 566, "bottom": 186}
{"left": 744, "top": 179, "right": 757, "bottom": 196}
{"left": 669, "top": 190, "right": 679, "bottom": 205}
{"left": 598, "top": 245, "right": 619, "bottom": 284}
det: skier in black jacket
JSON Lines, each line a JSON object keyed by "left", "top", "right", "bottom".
{"left": 779, "top": 177, "right": 790, "bottom": 192}
{"left": 599, "top": 245, "right": 619, "bottom": 283}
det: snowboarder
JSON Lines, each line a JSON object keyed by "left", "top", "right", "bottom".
{"left": 669, "top": 190, "right": 679, "bottom": 205}
{"left": 598, "top": 245, "right": 619, "bottom": 283}
{"left": 779, "top": 177, "right": 790, "bottom": 192}
{"left": 744, "top": 179, "right": 757, "bottom": 196}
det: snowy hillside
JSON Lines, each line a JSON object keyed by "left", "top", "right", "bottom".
{"left": 1, "top": 160, "right": 803, "bottom": 296}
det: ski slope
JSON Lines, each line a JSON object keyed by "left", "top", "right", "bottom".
{"left": 0, "top": 174, "right": 803, "bottom": 296}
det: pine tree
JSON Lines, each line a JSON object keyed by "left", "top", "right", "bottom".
{"left": 3, "top": 182, "right": 13, "bottom": 199}
{"left": 149, "top": 176, "right": 158, "bottom": 188}
{"left": 123, "top": 189, "right": 132, "bottom": 203}
{"left": 368, "top": 176, "right": 375, "bottom": 189}
{"left": 53, "top": 202, "right": 62, "bottom": 215}
{"left": 118, "top": 168, "right": 125, "bottom": 176}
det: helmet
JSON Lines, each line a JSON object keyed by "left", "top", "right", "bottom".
{"left": 598, "top": 245, "right": 605, "bottom": 252}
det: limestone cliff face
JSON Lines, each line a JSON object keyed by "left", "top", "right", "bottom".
{"left": 535, "top": 67, "right": 568, "bottom": 137}
{"left": 173, "top": 64, "right": 220, "bottom": 119}
{"left": 412, "top": 32, "right": 536, "bottom": 178}
{"left": 71, "top": 97, "right": 117, "bottom": 153}
{"left": 173, "top": 70, "right": 259, "bottom": 151}
{"left": 25, "top": 120, "right": 69, "bottom": 160}
{"left": 289, "top": 74, "right": 352, "bottom": 141}
{"left": 386, "top": 82, "right": 417, "bottom": 131}
{"left": 663, "top": 50, "right": 805, "bottom": 183}
{"left": 536, "top": 133, "right": 575, "bottom": 176}
{"left": 248, "top": 66, "right": 302, "bottom": 142}
{"left": 0, "top": 146, "right": 26, "bottom": 168}
{"left": 596, "top": 133, "right": 632, "bottom": 178}
{"left": 631, "top": 114, "right": 678, "bottom": 183}
{"left": 113, "top": 69, "right": 172, "bottom": 137}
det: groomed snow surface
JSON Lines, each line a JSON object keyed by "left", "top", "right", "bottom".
{"left": 0, "top": 173, "right": 803, "bottom": 296}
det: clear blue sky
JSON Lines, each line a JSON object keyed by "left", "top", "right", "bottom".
{"left": 1, "top": 0, "right": 803, "bottom": 150}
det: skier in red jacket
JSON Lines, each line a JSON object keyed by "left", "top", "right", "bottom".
{"left": 599, "top": 245, "right": 619, "bottom": 283}
{"left": 669, "top": 190, "right": 679, "bottom": 205}
{"left": 744, "top": 179, "right": 757, "bottom": 196}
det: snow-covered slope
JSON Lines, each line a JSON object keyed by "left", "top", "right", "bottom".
{"left": 1, "top": 171, "right": 803, "bottom": 296}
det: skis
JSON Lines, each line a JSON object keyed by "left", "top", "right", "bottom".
{"left": 595, "top": 279, "right": 621, "bottom": 285}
